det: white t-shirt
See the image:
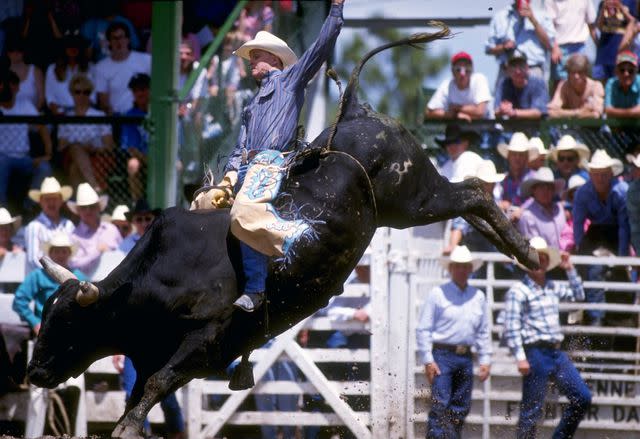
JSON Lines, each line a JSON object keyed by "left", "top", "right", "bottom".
{"left": 45, "top": 64, "right": 97, "bottom": 112}
{"left": 427, "top": 72, "right": 492, "bottom": 118}
{"left": 95, "top": 51, "right": 151, "bottom": 114}
{"left": 0, "top": 100, "right": 39, "bottom": 158}
{"left": 439, "top": 150, "right": 484, "bottom": 183}
{"left": 58, "top": 107, "right": 111, "bottom": 149}
{"left": 545, "top": 0, "right": 596, "bottom": 46}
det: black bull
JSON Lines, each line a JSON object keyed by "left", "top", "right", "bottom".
{"left": 28, "top": 29, "right": 538, "bottom": 438}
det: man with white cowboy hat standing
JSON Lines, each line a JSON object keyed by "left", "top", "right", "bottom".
{"left": 517, "top": 167, "right": 566, "bottom": 251}
{"left": 573, "top": 149, "right": 629, "bottom": 325}
{"left": 0, "top": 207, "right": 22, "bottom": 258}
{"left": 12, "top": 231, "right": 86, "bottom": 336}
{"left": 504, "top": 236, "right": 591, "bottom": 439}
{"left": 68, "top": 183, "right": 122, "bottom": 274}
{"left": 548, "top": 134, "right": 590, "bottom": 188}
{"left": 25, "top": 177, "right": 75, "bottom": 272}
{"left": 208, "top": 0, "right": 346, "bottom": 312}
{"left": 416, "top": 245, "right": 491, "bottom": 438}
{"left": 626, "top": 152, "right": 640, "bottom": 254}
{"left": 497, "top": 132, "right": 535, "bottom": 216}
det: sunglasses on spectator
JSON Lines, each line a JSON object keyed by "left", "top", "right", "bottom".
{"left": 557, "top": 155, "right": 577, "bottom": 163}
{"left": 133, "top": 215, "right": 154, "bottom": 223}
{"left": 617, "top": 66, "right": 637, "bottom": 75}
{"left": 73, "top": 89, "right": 91, "bottom": 96}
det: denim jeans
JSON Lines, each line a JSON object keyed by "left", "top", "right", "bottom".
{"left": 236, "top": 162, "right": 269, "bottom": 294}
{"left": 122, "top": 357, "right": 185, "bottom": 434}
{"left": 0, "top": 153, "right": 52, "bottom": 205}
{"left": 518, "top": 347, "right": 591, "bottom": 439}
{"left": 426, "top": 348, "right": 473, "bottom": 439}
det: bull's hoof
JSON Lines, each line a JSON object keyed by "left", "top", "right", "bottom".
{"left": 112, "top": 422, "right": 144, "bottom": 439}
{"left": 228, "top": 358, "right": 255, "bottom": 390}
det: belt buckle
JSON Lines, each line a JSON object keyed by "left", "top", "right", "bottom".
{"left": 455, "top": 345, "right": 468, "bottom": 355}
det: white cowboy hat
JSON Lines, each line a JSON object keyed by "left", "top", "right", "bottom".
{"left": 464, "top": 159, "right": 505, "bottom": 183}
{"left": 626, "top": 152, "right": 640, "bottom": 168}
{"left": 102, "top": 204, "right": 130, "bottom": 223}
{"left": 0, "top": 207, "right": 21, "bottom": 232}
{"left": 28, "top": 177, "right": 73, "bottom": 202}
{"left": 587, "top": 149, "right": 624, "bottom": 176}
{"left": 528, "top": 236, "right": 561, "bottom": 271}
{"left": 440, "top": 245, "right": 483, "bottom": 272}
{"left": 564, "top": 174, "right": 587, "bottom": 199}
{"left": 41, "top": 231, "right": 77, "bottom": 256}
{"left": 497, "top": 132, "right": 530, "bottom": 159}
{"left": 549, "top": 135, "right": 591, "bottom": 164}
{"left": 66, "top": 183, "right": 109, "bottom": 215}
{"left": 520, "top": 167, "right": 565, "bottom": 199}
{"left": 234, "top": 31, "right": 298, "bottom": 68}
{"left": 528, "top": 137, "right": 549, "bottom": 161}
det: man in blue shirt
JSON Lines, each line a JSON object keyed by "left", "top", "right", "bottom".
{"left": 495, "top": 51, "right": 549, "bottom": 120}
{"left": 504, "top": 237, "right": 591, "bottom": 439}
{"left": 210, "top": 0, "right": 346, "bottom": 312}
{"left": 416, "top": 246, "right": 491, "bottom": 439}
{"left": 604, "top": 50, "right": 640, "bottom": 117}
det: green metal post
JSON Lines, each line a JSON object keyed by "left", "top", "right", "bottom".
{"left": 148, "top": 2, "right": 182, "bottom": 208}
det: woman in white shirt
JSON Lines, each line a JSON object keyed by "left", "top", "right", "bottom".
{"left": 45, "top": 33, "right": 95, "bottom": 115}
{"left": 58, "top": 75, "right": 113, "bottom": 192}
{"left": 6, "top": 37, "right": 44, "bottom": 110}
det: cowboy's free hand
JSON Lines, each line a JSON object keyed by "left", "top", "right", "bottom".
{"left": 425, "top": 362, "right": 441, "bottom": 384}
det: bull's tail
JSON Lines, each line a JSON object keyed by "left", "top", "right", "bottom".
{"left": 340, "top": 21, "right": 451, "bottom": 120}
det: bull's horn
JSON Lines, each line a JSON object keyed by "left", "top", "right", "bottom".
{"left": 76, "top": 281, "right": 99, "bottom": 307}
{"left": 40, "top": 256, "right": 77, "bottom": 284}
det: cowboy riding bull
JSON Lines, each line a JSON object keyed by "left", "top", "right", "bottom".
{"left": 27, "top": 20, "right": 538, "bottom": 439}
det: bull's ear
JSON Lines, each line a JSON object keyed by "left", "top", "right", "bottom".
{"left": 75, "top": 281, "right": 99, "bottom": 306}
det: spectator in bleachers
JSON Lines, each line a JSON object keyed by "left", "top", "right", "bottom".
{"left": 573, "top": 149, "right": 629, "bottom": 325}
{"left": 416, "top": 245, "right": 491, "bottom": 439}
{"left": 485, "top": 0, "right": 554, "bottom": 86}
{"left": 626, "top": 152, "right": 640, "bottom": 253}
{"left": 6, "top": 36, "right": 44, "bottom": 109}
{"left": 604, "top": 50, "right": 640, "bottom": 118}
{"left": 527, "top": 136, "right": 548, "bottom": 171}
{"left": 179, "top": 40, "right": 208, "bottom": 111}
{"left": 619, "top": 4, "right": 640, "bottom": 55}
{"left": 434, "top": 124, "right": 483, "bottom": 183}
{"left": 12, "top": 231, "right": 85, "bottom": 336}
{"left": 68, "top": 183, "right": 122, "bottom": 274}
{"left": 545, "top": 0, "right": 597, "bottom": 92}
{"left": 594, "top": 0, "right": 638, "bottom": 83}
{"left": 80, "top": 3, "right": 139, "bottom": 63}
{"left": 16, "top": 0, "right": 63, "bottom": 71}
{"left": 237, "top": 1, "right": 274, "bottom": 43}
{"left": 104, "top": 204, "right": 131, "bottom": 239}
{"left": 497, "top": 132, "right": 534, "bottom": 216}
{"left": 548, "top": 134, "right": 591, "bottom": 187}
{"left": 547, "top": 53, "right": 605, "bottom": 118}
{"left": 45, "top": 31, "right": 94, "bottom": 115}
{"left": 503, "top": 236, "right": 591, "bottom": 439}
{"left": 207, "top": 33, "right": 246, "bottom": 126}
{"left": 120, "top": 73, "right": 151, "bottom": 202}
{"left": 118, "top": 199, "right": 159, "bottom": 253}
{"left": 0, "top": 70, "right": 53, "bottom": 210}
{"left": 494, "top": 50, "right": 549, "bottom": 120}
{"left": 559, "top": 174, "right": 588, "bottom": 253}
{"left": 517, "top": 167, "right": 567, "bottom": 250}
{"left": 58, "top": 74, "right": 113, "bottom": 192}
{"left": 425, "top": 51, "right": 492, "bottom": 121}
{"left": 25, "top": 177, "right": 74, "bottom": 272}
{"left": 0, "top": 207, "right": 22, "bottom": 257}
{"left": 95, "top": 22, "right": 151, "bottom": 115}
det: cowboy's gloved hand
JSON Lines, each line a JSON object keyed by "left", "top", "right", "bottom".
{"left": 211, "top": 187, "right": 233, "bottom": 208}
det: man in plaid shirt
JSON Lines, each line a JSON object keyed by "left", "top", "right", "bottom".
{"left": 504, "top": 236, "right": 591, "bottom": 438}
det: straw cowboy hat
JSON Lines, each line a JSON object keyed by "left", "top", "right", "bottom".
{"left": 549, "top": 135, "right": 591, "bottom": 164}
{"left": 626, "top": 152, "right": 640, "bottom": 168}
{"left": 41, "top": 231, "right": 77, "bottom": 256}
{"left": 0, "top": 207, "right": 21, "bottom": 232}
{"left": 464, "top": 159, "right": 505, "bottom": 183}
{"left": 28, "top": 177, "right": 73, "bottom": 202}
{"left": 497, "top": 132, "right": 530, "bottom": 158}
{"left": 528, "top": 236, "right": 561, "bottom": 271}
{"left": 587, "top": 149, "right": 624, "bottom": 176}
{"left": 440, "top": 245, "right": 483, "bottom": 272}
{"left": 520, "top": 167, "right": 565, "bottom": 199}
{"left": 102, "top": 204, "right": 130, "bottom": 223}
{"left": 528, "top": 137, "right": 549, "bottom": 161}
{"left": 67, "top": 183, "right": 109, "bottom": 215}
{"left": 234, "top": 31, "right": 298, "bottom": 68}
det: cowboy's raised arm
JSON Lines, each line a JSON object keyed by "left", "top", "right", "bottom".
{"left": 285, "top": 0, "right": 344, "bottom": 87}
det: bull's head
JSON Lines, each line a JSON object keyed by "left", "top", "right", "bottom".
{"left": 27, "top": 257, "right": 103, "bottom": 388}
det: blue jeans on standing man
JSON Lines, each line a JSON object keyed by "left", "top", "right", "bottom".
{"left": 518, "top": 346, "right": 591, "bottom": 439}
{"left": 426, "top": 348, "right": 473, "bottom": 439}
